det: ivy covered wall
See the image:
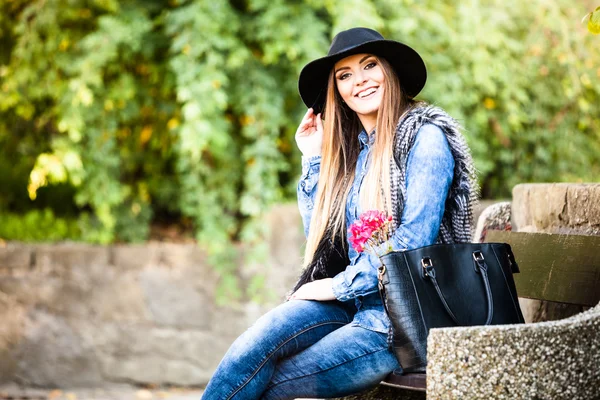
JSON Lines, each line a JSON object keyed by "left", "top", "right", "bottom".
{"left": 1, "top": 0, "right": 599, "bottom": 249}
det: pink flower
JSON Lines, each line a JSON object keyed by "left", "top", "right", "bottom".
{"left": 348, "top": 210, "right": 393, "bottom": 253}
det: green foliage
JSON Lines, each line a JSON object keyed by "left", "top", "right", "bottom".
{"left": 1, "top": 0, "right": 599, "bottom": 255}
{"left": 0, "top": 209, "right": 81, "bottom": 242}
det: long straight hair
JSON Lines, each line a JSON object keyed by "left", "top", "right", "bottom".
{"left": 303, "top": 56, "right": 416, "bottom": 268}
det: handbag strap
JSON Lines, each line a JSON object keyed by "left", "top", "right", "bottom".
{"left": 422, "top": 251, "right": 494, "bottom": 325}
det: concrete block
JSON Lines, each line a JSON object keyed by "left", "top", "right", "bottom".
{"left": 89, "top": 272, "right": 151, "bottom": 322}
{"left": 566, "top": 185, "right": 600, "bottom": 231}
{"left": 139, "top": 267, "right": 211, "bottom": 328}
{"left": 513, "top": 183, "right": 600, "bottom": 234}
{"left": 101, "top": 354, "right": 164, "bottom": 384}
{"left": 427, "top": 303, "right": 600, "bottom": 400}
{"left": 512, "top": 183, "right": 568, "bottom": 232}
{"left": 12, "top": 310, "right": 103, "bottom": 387}
{"left": 35, "top": 244, "right": 109, "bottom": 276}
{"left": 111, "top": 244, "right": 160, "bottom": 271}
{"left": 0, "top": 244, "right": 32, "bottom": 276}
{"left": 155, "top": 244, "right": 204, "bottom": 270}
{"left": 163, "top": 360, "right": 210, "bottom": 386}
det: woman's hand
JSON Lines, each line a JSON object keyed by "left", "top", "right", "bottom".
{"left": 289, "top": 278, "right": 336, "bottom": 301}
{"left": 295, "top": 108, "right": 323, "bottom": 158}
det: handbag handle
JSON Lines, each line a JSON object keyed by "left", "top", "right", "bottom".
{"left": 421, "top": 251, "right": 494, "bottom": 326}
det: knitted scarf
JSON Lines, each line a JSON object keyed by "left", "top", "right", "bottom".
{"left": 291, "top": 105, "right": 478, "bottom": 292}
{"left": 390, "top": 104, "right": 479, "bottom": 244}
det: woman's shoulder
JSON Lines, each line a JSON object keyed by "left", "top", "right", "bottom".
{"left": 413, "top": 123, "right": 449, "bottom": 150}
{"left": 405, "top": 103, "right": 456, "bottom": 122}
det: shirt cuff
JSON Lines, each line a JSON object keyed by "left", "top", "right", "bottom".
{"left": 301, "top": 155, "right": 321, "bottom": 176}
{"left": 331, "top": 252, "right": 382, "bottom": 302}
{"left": 331, "top": 271, "right": 353, "bottom": 302}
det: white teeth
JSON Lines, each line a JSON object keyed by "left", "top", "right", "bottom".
{"left": 358, "top": 88, "right": 377, "bottom": 98}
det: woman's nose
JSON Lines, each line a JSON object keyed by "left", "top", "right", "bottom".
{"left": 354, "top": 70, "right": 368, "bottom": 86}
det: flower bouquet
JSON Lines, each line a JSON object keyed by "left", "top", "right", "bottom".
{"left": 348, "top": 210, "right": 394, "bottom": 256}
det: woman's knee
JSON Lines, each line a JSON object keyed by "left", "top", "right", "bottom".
{"left": 250, "top": 300, "right": 351, "bottom": 336}
{"left": 228, "top": 300, "right": 351, "bottom": 369}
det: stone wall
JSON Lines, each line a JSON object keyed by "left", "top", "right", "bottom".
{"left": 512, "top": 183, "right": 600, "bottom": 235}
{"left": 0, "top": 204, "right": 306, "bottom": 388}
{"left": 0, "top": 194, "right": 569, "bottom": 389}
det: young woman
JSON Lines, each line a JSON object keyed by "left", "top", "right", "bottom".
{"left": 201, "top": 27, "right": 476, "bottom": 400}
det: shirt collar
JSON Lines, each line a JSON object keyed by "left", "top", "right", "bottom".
{"left": 358, "top": 129, "right": 376, "bottom": 149}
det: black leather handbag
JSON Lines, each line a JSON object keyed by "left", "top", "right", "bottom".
{"left": 377, "top": 242, "right": 525, "bottom": 373}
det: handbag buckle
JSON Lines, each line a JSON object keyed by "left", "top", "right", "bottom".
{"left": 421, "top": 257, "right": 435, "bottom": 279}
{"left": 472, "top": 251, "right": 486, "bottom": 273}
{"left": 378, "top": 265, "right": 387, "bottom": 281}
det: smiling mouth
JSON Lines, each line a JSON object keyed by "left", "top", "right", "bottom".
{"left": 356, "top": 87, "right": 378, "bottom": 99}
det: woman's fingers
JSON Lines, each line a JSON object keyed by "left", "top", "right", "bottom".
{"left": 315, "top": 113, "right": 323, "bottom": 133}
{"left": 297, "top": 109, "right": 316, "bottom": 136}
{"left": 300, "top": 108, "right": 313, "bottom": 126}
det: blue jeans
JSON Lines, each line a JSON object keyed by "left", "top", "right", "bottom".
{"left": 201, "top": 299, "right": 399, "bottom": 400}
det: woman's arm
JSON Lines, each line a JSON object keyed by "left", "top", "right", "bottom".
{"left": 297, "top": 155, "right": 321, "bottom": 237}
{"left": 331, "top": 123, "right": 455, "bottom": 301}
{"left": 295, "top": 108, "right": 323, "bottom": 237}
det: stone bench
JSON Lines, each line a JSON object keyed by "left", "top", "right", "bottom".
{"left": 338, "top": 183, "right": 600, "bottom": 400}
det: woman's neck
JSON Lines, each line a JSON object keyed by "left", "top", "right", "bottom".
{"left": 359, "top": 115, "right": 377, "bottom": 135}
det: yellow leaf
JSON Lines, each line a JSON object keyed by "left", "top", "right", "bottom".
{"left": 59, "top": 38, "right": 70, "bottom": 51}
{"left": 140, "top": 126, "right": 153, "bottom": 145}
{"left": 240, "top": 115, "right": 255, "bottom": 126}
{"left": 104, "top": 99, "right": 114, "bottom": 111}
{"left": 483, "top": 97, "right": 496, "bottom": 110}
{"left": 588, "top": 7, "right": 600, "bottom": 34}
{"left": 182, "top": 44, "right": 191, "bottom": 55}
{"left": 557, "top": 53, "right": 567, "bottom": 64}
{"left": 167, "top": 118, "right": 180, "bottom": 130}
{"left": 28, "top": 154, "right": 68, "bottom": 200}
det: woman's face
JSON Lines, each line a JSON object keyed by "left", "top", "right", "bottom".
{"left": 334, "top": 53, "right": 385, "bottom": 129}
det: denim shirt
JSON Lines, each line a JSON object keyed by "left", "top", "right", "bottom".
{"left": 297, "top": 123, "right": 455, "bottom": 334}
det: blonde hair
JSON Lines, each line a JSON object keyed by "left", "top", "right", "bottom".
{"left": 303, "top": 56, "right": 416, "bottom": 268}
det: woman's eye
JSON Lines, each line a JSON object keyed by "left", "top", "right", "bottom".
{"left": 365, "top": 61, "right": 377, "bottom": 70}
{"left": 338, "top": 72, "right": 351, "bottom": 80}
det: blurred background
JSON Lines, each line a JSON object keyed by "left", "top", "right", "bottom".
{"left": 0, "top": 0, "right": 599, "bottom": 393}
{"left": 0, "top": 0, "right": 598, "bottom": 248}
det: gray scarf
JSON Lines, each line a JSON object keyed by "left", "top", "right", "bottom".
{"left": 291, "top": 105, "right": 478, "bottom": 292}
{"left": 391, "top": 104, "right": 478, "bottom": 244}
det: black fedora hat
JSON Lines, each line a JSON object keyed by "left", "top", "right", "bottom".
{"left": 298, "top": 27, "right": 427, "bottom": 114}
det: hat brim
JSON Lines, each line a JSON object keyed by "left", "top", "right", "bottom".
{"left": 298, "top": 40, "right": 427, "bottom": 114}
